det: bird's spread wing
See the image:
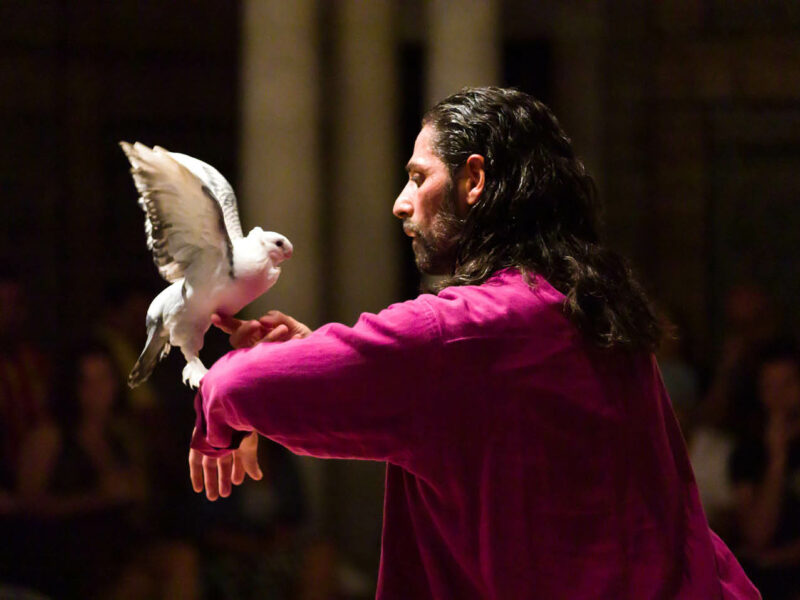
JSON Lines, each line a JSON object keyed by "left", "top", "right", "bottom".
{"left": 168, "top": 152, "right": 244, "bottom": 241}
{"left": 120, "top": 141, "right": 234, "bottom": 283}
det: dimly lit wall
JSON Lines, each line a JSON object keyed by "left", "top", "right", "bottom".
{"left": 0, "top": 0, "right": 240, "bottom": 352}
{"left": 600, "top": 0, "right": 800, "bottom": 361}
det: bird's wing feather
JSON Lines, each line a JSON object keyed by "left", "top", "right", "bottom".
{"left": 120, "top": 141, "right": 234, "bottom": 283}
{"left": 168, "top": 152, "right": 244, "bottom": 240}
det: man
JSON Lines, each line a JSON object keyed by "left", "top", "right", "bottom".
{"left": 189, "top": 88, "right": 760, "bottom": 598}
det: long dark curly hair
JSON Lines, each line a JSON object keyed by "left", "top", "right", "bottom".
{"left": 424, "top": 87, "right": 662, "bottom": 351}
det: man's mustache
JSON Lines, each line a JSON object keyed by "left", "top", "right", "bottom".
{"left": 403, "top": 221, "right": 421, "bottom": 238}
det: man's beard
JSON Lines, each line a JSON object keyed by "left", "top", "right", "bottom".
{"left": 404, "top": 183, "right": 465, "bottom": 275}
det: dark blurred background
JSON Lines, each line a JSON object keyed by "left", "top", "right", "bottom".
{"left": 1, "top": 1, "right": 800, "bottom": 598}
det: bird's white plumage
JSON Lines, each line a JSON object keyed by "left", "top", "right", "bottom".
{"left": 120, "top": 141, "right": 292, "bottom": 388}
{"left": 169, "top": 151, "right": 244, "bottom": 241}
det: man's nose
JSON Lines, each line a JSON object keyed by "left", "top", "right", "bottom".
{"left": 393, "top": 188, "right": 413, "bottom": 220}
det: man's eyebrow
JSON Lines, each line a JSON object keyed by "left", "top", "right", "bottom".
{"left": 405, "top": 160, "right": 423, "bottom": 173}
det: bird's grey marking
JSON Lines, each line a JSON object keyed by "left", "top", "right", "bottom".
{"left": 129, "top": 314, "right": 168, "bottom": 388}
{"left": 140, "top": 191, "right": 179, "bottom": 275}
{"left": 145, "top": 312, "right": 160, "bottom": 331}
{"left": 169, "top": 151, "right": 244, "bottom": 241}
{"left": 202, "top": 184, "right": 235, "bottom": 279}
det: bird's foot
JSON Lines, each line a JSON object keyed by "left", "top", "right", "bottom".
{"left": 182, "top": 359, "right": 208, "bottom": 389}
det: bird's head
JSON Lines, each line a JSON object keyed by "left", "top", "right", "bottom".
{"left": 247, "top": 227, "right": 293, "bottom": 265}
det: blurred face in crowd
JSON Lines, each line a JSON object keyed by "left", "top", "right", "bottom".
{"left": 78, "top": 353, "right": 119, "bottom": 419}
{"left": 393, "top": 125, "right": 464, "bottom": 274}
{"left": 759, "top": 358, "right": 800, "bottom": 416}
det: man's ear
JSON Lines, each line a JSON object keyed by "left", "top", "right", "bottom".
{"left": 457, "top": 154, "right": 485, "bottom": 216}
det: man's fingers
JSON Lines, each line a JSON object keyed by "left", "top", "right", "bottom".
{"left": 202, "top": 455, "right": 220, "bottom": 501}
{"left": 211, "top": 313, "right": 241, "bottom": 334}
{"left": 189, "top": 449, "right": 204, "bottom": 493}
{"left": 258, "top": 311, "right": 312, "bottom": 339}
{"left": 257, "top": 310, "right": 286, "bottom": 324}
{"left": 265, "top": 324, "right": 290, "bottom": 342}
{"left": 214, "top": 313, "right": 268, "bottom": 348}
{"left": 218, "top": 454, "right": 233, "bottom": 498}
{"left": 190, "top": 432, "right": 262, "bottom": 502}
{"left": 231, "top": 452, "right": 246, "bottom": 486}
{"left": 258, "top": 311, "right": 296, "bottom": 332}
{"left": 230, "top": 320, "right": 267, "bottom": 349}
{"left": 243, "top": 453, "right": 263, "bottom": 481}
{"left": 240, "top": 432, "right": 263, "bottom": 481}
{"left": 240, "top": 450, "right": 263, "bottom": 481}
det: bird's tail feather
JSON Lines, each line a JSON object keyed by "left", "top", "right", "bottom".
{"left": 128, "top": 318, "right": 169, "bottom": 388}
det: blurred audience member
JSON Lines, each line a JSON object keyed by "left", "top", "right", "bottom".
{"left": 689, "top": 425, "right": 738, "bottom": 536}
{"left": 689, "top": 284, "right": 785, "bottom": 536}
{"left": 728, "top": 341, "right": 800, "bottom": 599}
{"left": 703, "top": 284, "right": 779, "bottom": 431}
{"left": 0, "top": 265, "right": 50, "bottom": 500}
{"left": 12, "top": 340, "right": 198, "bottom": 599}
{"left": 653, "top": 308, "right": 735, "bottom": 532}
{"left": 0, "top": 265, "right": 52, "bottom": 590}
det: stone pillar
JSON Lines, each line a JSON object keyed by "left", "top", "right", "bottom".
{"left": 426, "top": 0, "right": 501, "bottom": 106}
{"left": 240, "top": 0, "right": 322, "bottom": 328}
{"left": 331, "top": 0, "right": 401, "bottom": 323}
{"left": 327, "top": 0, "right": 399, "bottom": 572}
{"left": 239, "top": 0, "right": 324, "bottom": 528}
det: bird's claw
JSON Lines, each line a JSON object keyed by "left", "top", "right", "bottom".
{"left": 182, "top": 360, "right": 208, "bottom": 389}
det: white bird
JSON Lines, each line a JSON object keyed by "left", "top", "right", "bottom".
{"left": 120, "top": 141, "right": 292, "bottom": 389}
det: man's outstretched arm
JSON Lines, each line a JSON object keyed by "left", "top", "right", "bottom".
{"left": 189, "top": 299, "right": 442, "bottom": 498}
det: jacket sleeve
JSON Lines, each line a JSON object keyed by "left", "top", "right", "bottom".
{"left": 191, "top": 297, "right": 442, "bottom": 467}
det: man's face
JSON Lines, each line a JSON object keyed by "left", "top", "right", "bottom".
{"left": 393, "top": 125, "right": 463, "bottom": 274}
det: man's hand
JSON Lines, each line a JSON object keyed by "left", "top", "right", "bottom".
{"left": 258, "top": 310, "right": 313, "bottom": 341}
{"left": 211, "top": 311, "right": 311, "bottom": 349}
{"left": 192, "top": 311, "right": 309, "bottom": 501}
{"left": 189, "top": 431, "right": 262, "bottom": 501}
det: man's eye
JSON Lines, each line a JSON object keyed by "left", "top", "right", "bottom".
{"left": 411, "top": 174, "right": 424, "bottom": 185}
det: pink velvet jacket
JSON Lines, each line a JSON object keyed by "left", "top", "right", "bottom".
{"left": 192, "top": 269, "right": 760, "bottom": 599}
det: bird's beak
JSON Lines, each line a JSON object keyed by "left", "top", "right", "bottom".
{"left": 269, "top": 243, "right": 292, "bottom": 264}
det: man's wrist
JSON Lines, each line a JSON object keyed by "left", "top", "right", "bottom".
{"left": 192, "top": 387, "right": 248, "bottom": 457}
{"left": 190, "top": 426, "right": 249, "bottom": 458}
